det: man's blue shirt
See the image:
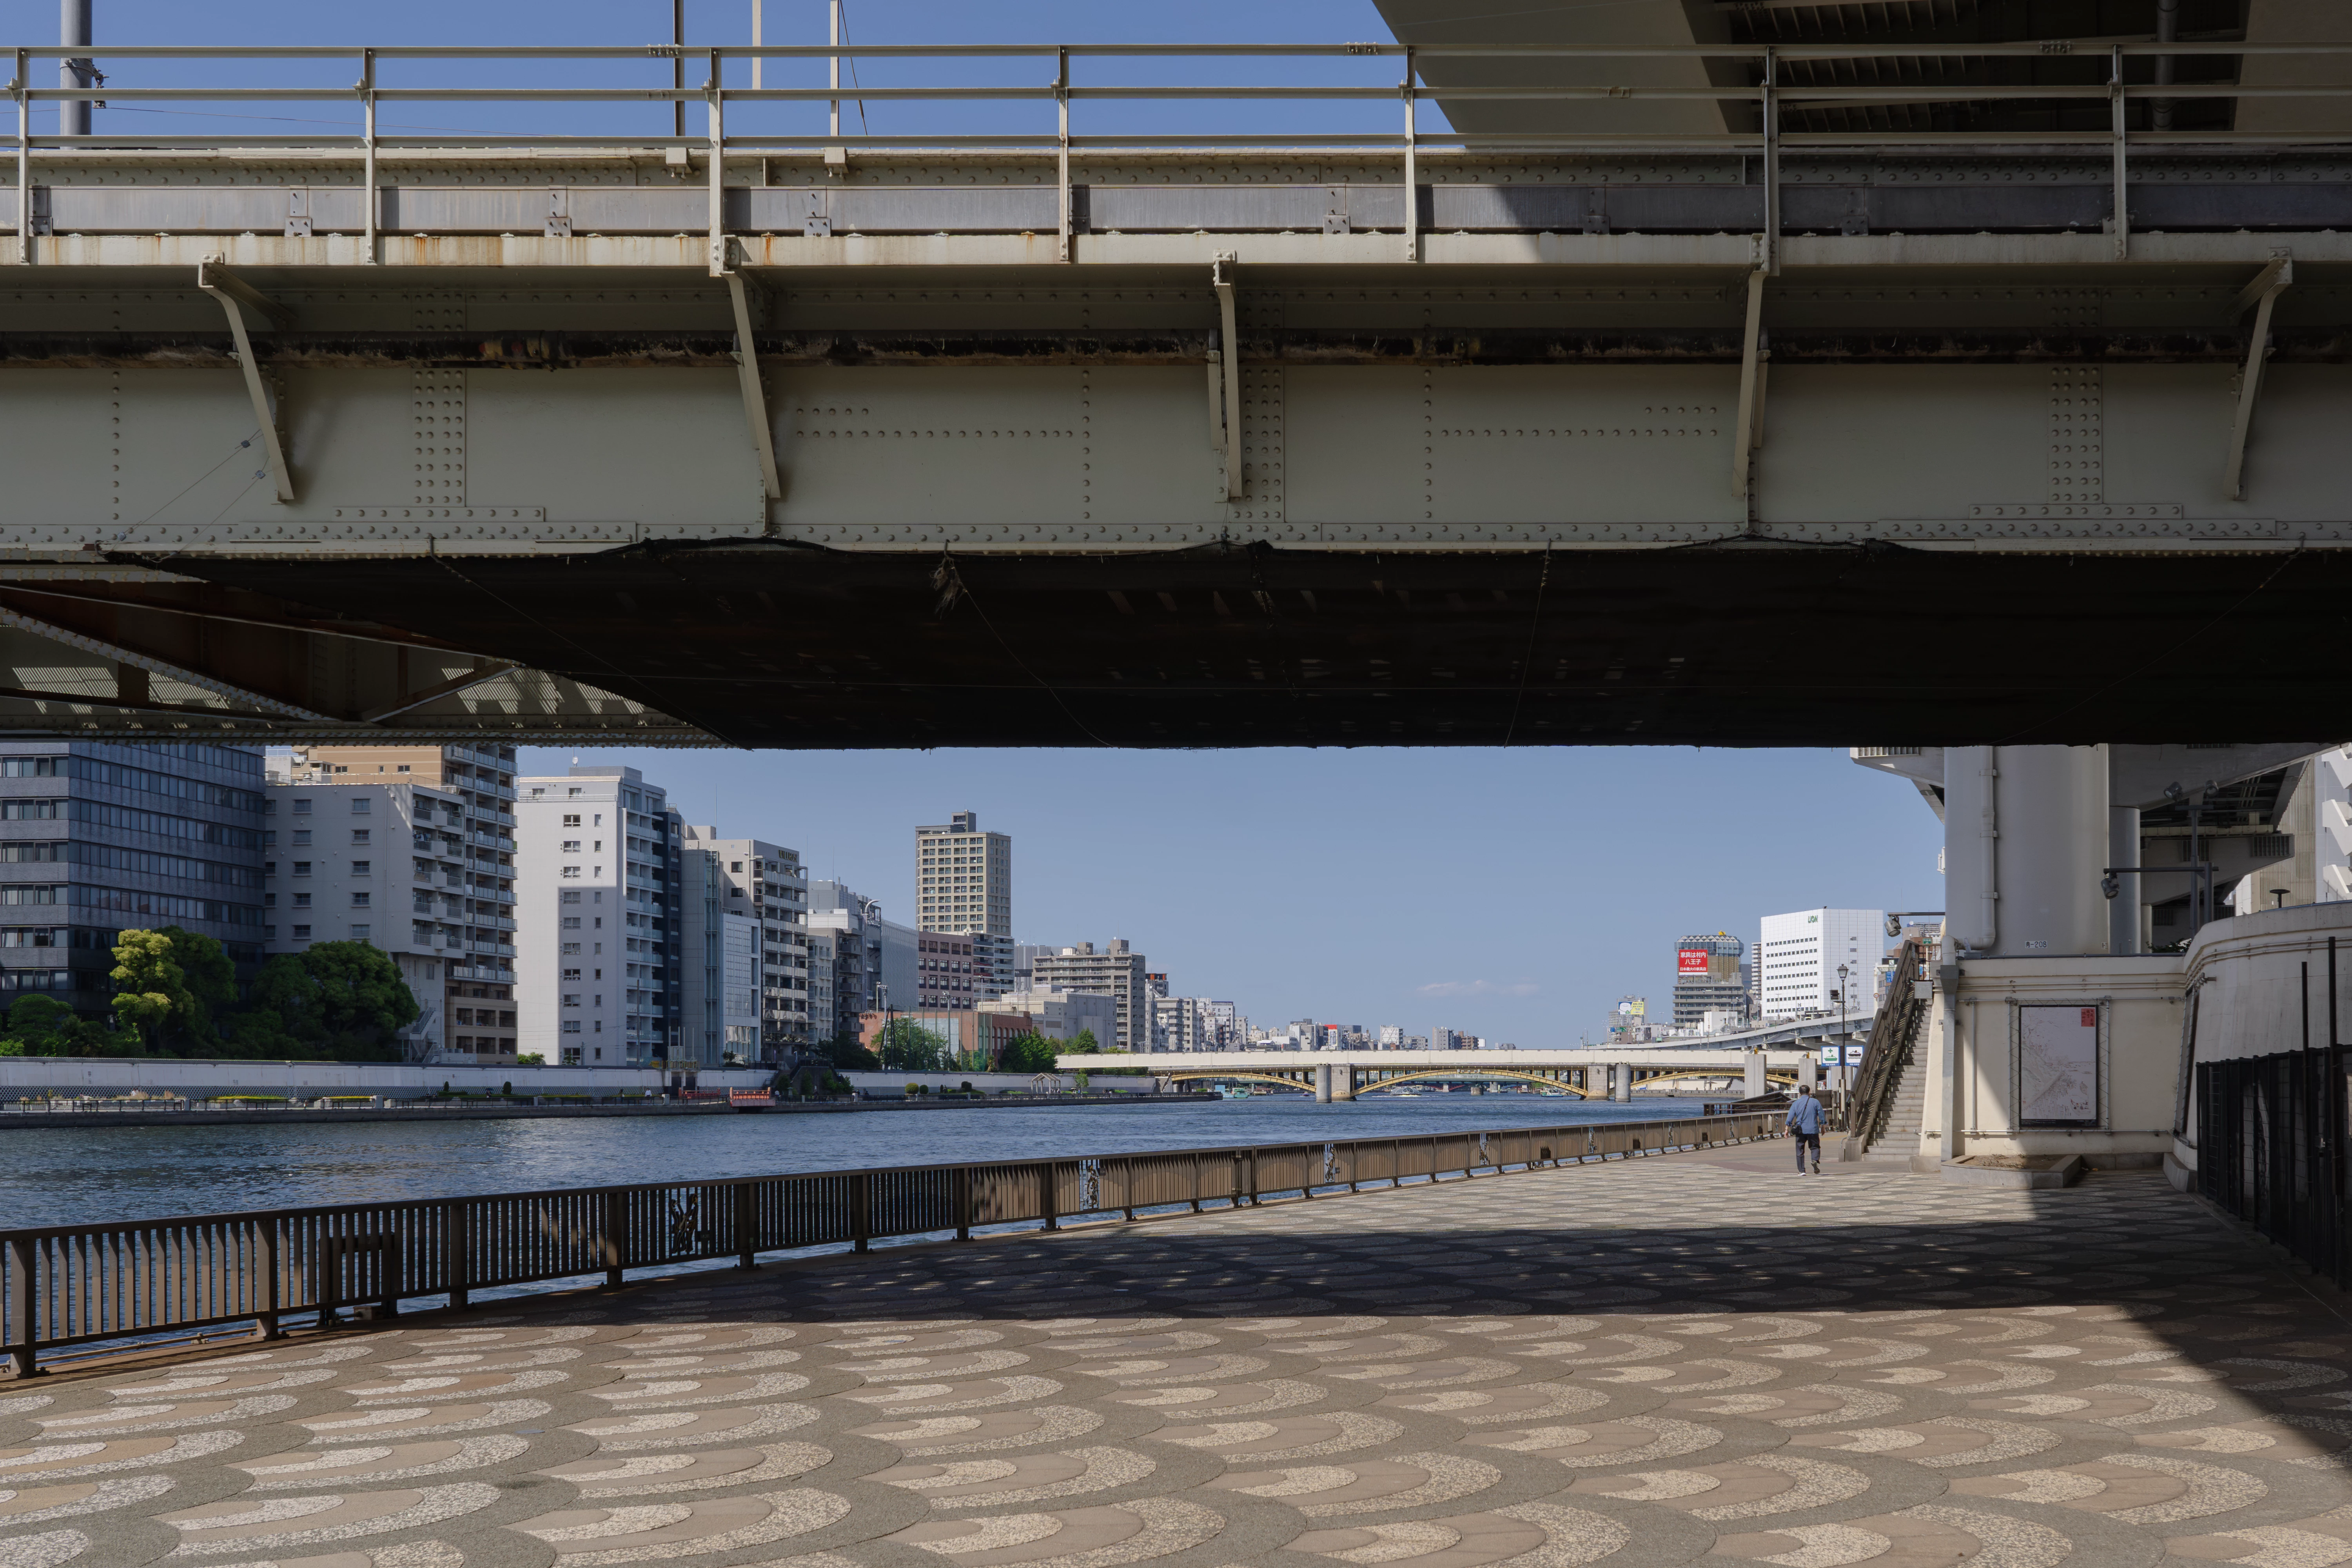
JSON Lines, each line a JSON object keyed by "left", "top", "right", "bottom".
{"left": 1786, "top": 1094, "right": 1825, "bottom": 1134}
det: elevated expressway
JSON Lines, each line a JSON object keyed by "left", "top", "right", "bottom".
{"left": 8, "top": 26, "right": 2352, "bottom": 745}
{"left": 1056, "top": 1048, "right": 1816, "bottom": 1102}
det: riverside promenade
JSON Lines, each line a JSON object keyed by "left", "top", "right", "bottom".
{"left": 2, "top": 1142, "right": 2344, "bottom": 1568}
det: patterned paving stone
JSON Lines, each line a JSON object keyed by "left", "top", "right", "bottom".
{"left": 4, "top": 1146, "right": 2346, "bottom": 1568}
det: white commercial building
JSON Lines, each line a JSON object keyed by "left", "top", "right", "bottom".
{"left": 517, "top": 766, "right": 680, "bottom": 1067}
{"left": 1757, "top": 906, "right": 1885, "bottom": 1021}
{"left": 981, "top": 986, "right": 1116, "bottom": 1046}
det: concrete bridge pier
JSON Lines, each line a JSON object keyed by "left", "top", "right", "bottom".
{"left": 1314, "top": 1063, "right": 1333, "bottom": 1104}
{"left": 1797, "top": 1054, "right": 1817, "bottom": 1092}
{"left": 1743, "top": 1052, "right": 1767, "bottom": 1100}
{"left": 1334, "top": 1064, "right": 1355, "bottom": 1102}
{"left": 1611, "top": 1063, "right": 1633, "bottom": 1103}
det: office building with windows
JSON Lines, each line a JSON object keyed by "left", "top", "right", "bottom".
{"left": 288, "top": 744, "right": 519, "bottom": 1063}
{"left": 1671, "top": 932, "right": 1750, "bottom": 1029}
{"left": 517, "top": 765, "right": 679, "bottom": 1065}
{"left": 1757, "top": 907, "right": 1885, "bottom": 1021}
{"left": 675, "top": 825, "right": 810, "bottom": 1063}
{"left": 1031, "top": 939, "right": 1148, "bottom": 1052}
{"left": 263, "top": 765, "right": 470, "bottom": 1060}
{"left": 0, "top": 742, "right": 267, "bottom": 1016}
{"left": 915, "top": 810, "right": 1013, "bottom": 998}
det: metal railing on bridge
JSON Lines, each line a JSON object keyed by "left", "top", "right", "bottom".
{"left": 2197, "top": 1047, "right": 2349, "bottom": 1287}
{"left": 0, "top": 1109, "right": 1782, "bottom": 1376}
{"left": 13, "top": 40, "right": 2352, "bottom": 267}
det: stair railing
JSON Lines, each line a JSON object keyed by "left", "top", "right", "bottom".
{"left": 1837, "top": 937, "right": 1928, "bottom": 1163}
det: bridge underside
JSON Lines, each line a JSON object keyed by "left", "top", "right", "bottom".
{"left": 13, "top": 168, "right": 2352, "bottom": 744}
{"left": 58, "top": 538, "right": 2347, "bottom": 748}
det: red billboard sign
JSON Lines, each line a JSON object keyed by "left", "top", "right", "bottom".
{"left": 1677, "top": 947, "right": 1711, "bottom": 975}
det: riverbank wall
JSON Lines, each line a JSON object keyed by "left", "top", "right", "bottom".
{"left": 0, "top": 1058, "right": 1166, "bottom": 1102}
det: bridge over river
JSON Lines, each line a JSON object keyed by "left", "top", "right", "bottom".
{"left": 1060, "top": 1047, "right": 1826, "bottom": 1101}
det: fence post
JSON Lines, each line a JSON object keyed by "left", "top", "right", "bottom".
{"left": 853, "top": 1176, "right": 871, "bottom": 1252}
{"left": 735, "top": 1184, "right": 756, "bottom": 1270}
{"left": 446, "top": 1200, "right": 470, "bottom": 1311}
{"left": 7, "top": 1236, "right": 39, "bottom": 1377}
{"left": 603, "top": 1191, "right": 627, "bottom": 1287}
{"left": 955, "top": 1167, "right": 973, "bottom": 1241}
{"left": 257, "top": 1221, "right": 280, "bottom": 1340}
{"left": 1039, "top": 1163, "right": 1058, "bottom": 1231}
{"left": 1190, "top": 1152, "right": 1203, "bottom": 1212}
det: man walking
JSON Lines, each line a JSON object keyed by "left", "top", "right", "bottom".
{"left": 1786, "top": 1083, "right": 1825, "bottom": 1174}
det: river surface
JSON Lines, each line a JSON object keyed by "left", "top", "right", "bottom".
{"left": 0, "top": 1094, "right": 1714, "bottom": 1228}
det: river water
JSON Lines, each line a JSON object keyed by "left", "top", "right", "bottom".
{"left": 0, "top": 1093, "right": 1713, "bottom": 1228}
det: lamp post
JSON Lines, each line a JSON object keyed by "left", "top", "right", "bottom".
{"left": 1835, "top": 963, "right": 1851, "bottom": 1123}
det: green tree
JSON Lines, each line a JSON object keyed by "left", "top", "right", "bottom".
{"left": 1064, "top": 1028, "right": 1102, "bottom": 1054}
{"left": 816, "top": 1031, "right": 880, "bottom": 1071}
{"left": 996, "top": 1031, "right": 1061, "bottom": 1074}
{"left": 875, "top": 1019, "right": 950, "bottom": 1072}
{"left": 247, "top": 941, "right": 421, "bottom": 1062}
{"left": 107, "top": 926, "right": 236, "bottom": 1056}
{"left": 0, "top": 995, "right": 78, "bottom": 1056}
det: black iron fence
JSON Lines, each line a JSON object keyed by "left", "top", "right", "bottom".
{"left": 1, "top": 1111, "right": 1781, "bottom": 1376}
{"left": 2198, "top": 1049, "right": 2348, "bottom": 1285}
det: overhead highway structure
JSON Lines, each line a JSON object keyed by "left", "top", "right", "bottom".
{"left": 11, "top": 33, "right": 2352, "bottom": 744}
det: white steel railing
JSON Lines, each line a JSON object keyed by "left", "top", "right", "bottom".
{"left": 11, "top": 39, "right": 2352, "bottom": 270}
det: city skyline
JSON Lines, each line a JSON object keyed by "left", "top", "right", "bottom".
{"left": 512, "top": 745, "right": 1948, "bottom": 1045}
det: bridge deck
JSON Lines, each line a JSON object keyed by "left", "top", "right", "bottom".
{"left": 5, "top": 1148, "right": 2325, "bottom": 1568}
{"left": 12, "top": 40, "right": 2352, "bottom": 743}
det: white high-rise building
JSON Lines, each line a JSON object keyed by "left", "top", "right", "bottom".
{"left": 916, "top": 810, "right": 1013, "bottom": 998}
{"left": 517, "top": 766, "right": 680, "bottom": 1067}
{"left": 1756, "top": 907, "right": 1885, "bottom": 1021}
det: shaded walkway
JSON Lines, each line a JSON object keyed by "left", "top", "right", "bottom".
{"left": 4, "top": 1147, "right": 2348, "bottom": 1568}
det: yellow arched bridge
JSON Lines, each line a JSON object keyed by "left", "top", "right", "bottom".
{"left": 1058, "top": 1047, "right": 1831, "bottom": 1104}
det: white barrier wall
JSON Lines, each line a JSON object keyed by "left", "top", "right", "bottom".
{"left": 0, "top": 1058, "right": 777, "bottom": 1100}
{"left": 0, "top": 1059, "right": 1172, "bottom": 1101}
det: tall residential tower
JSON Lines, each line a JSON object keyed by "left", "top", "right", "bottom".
{"left": 915, "top": 810, "right": 1013, "bottom": 999}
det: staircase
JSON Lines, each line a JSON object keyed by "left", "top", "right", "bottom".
{"left": 1860, "top": 1048, "right": 1926, "bottom": 1165}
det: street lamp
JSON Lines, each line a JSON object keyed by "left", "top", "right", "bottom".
{"left": 1835, "top": 963, "right": 1851, "bottom": 1122}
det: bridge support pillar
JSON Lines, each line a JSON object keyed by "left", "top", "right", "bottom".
{"left": 1314, "top": 1063, "right": 1332, "bottom": 1104}
{"left": 1610, "top": 1063, "right": 1632, "bottom": 1103}
{"left": 1744, "top": 1052, "right": 1767, "bottom": 1100}
{"left": 1796, "top": 1054, "right": 1817, "bottom": 1091}
{"left": 1333, "top": 1065, "right": 1355, "bottom": 1102}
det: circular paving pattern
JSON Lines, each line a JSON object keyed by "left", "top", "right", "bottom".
{"left": 0, "top": 1146, "right": 2341, "bottom": 1568}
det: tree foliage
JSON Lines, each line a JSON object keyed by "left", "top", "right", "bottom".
{"left": 996, "top": 1031, "right": 1062, "bottom": 1074}
{"left": 246, "top": 942, "right": 421, "bottom": 1062}
{"left": 875, "top": 1019, "right": 951, "bottom": 1072}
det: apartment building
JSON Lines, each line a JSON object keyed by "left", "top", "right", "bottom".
{"left": 915, "top": 931, "right": 976, "bottom": 1009}
{"left": 677, "top": 824, "right": 811, "bottom": 1061}
{"left": 288, "top": 744, "right": 519, "bottom": 1062}
{"left": 1153, "top": 994, "right": 1220, "bottom": 1053}
{"left": 517, "top": 765, "right": 679, "bottom": 1065}
{"left": 809, "top": 881, "right": 915, "bottom": 1039}
{"left": 915, "top": 810, "right": 1013, "bottom": 998}
{"left": 1031, "top": 939, "right": 1147, "bottom": 1052}
{"left": 0, "top": 742, "right": 267, "bottom": 1015}
{"left": 263, "top": 766, "right": 475, "bottom": 1059}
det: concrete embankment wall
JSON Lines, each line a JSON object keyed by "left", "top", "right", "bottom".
{"left": 0, "top": 1058, "right": 1162, "bottom": 1101}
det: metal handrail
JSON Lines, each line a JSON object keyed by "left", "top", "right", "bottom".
{"left": 0, "top": 1109, "right": 1784, "bottom": 1376}
{"left": 1837, "top": 938, "right": 1929, "bottom": 1162}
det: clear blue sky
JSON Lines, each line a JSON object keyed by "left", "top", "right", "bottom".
{"left": 85, "top": 0, "right": 1948, "bottom": 1037}
{"left": 517, "top": 744, "right": 1947, "bottom": 1044}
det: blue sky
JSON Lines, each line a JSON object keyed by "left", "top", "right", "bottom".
{"left": 518, "top": 744, "right": 1948, "bottom": 1044}
{"left": 76, "top": 0, "right": 1950, "bottom": 1036}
